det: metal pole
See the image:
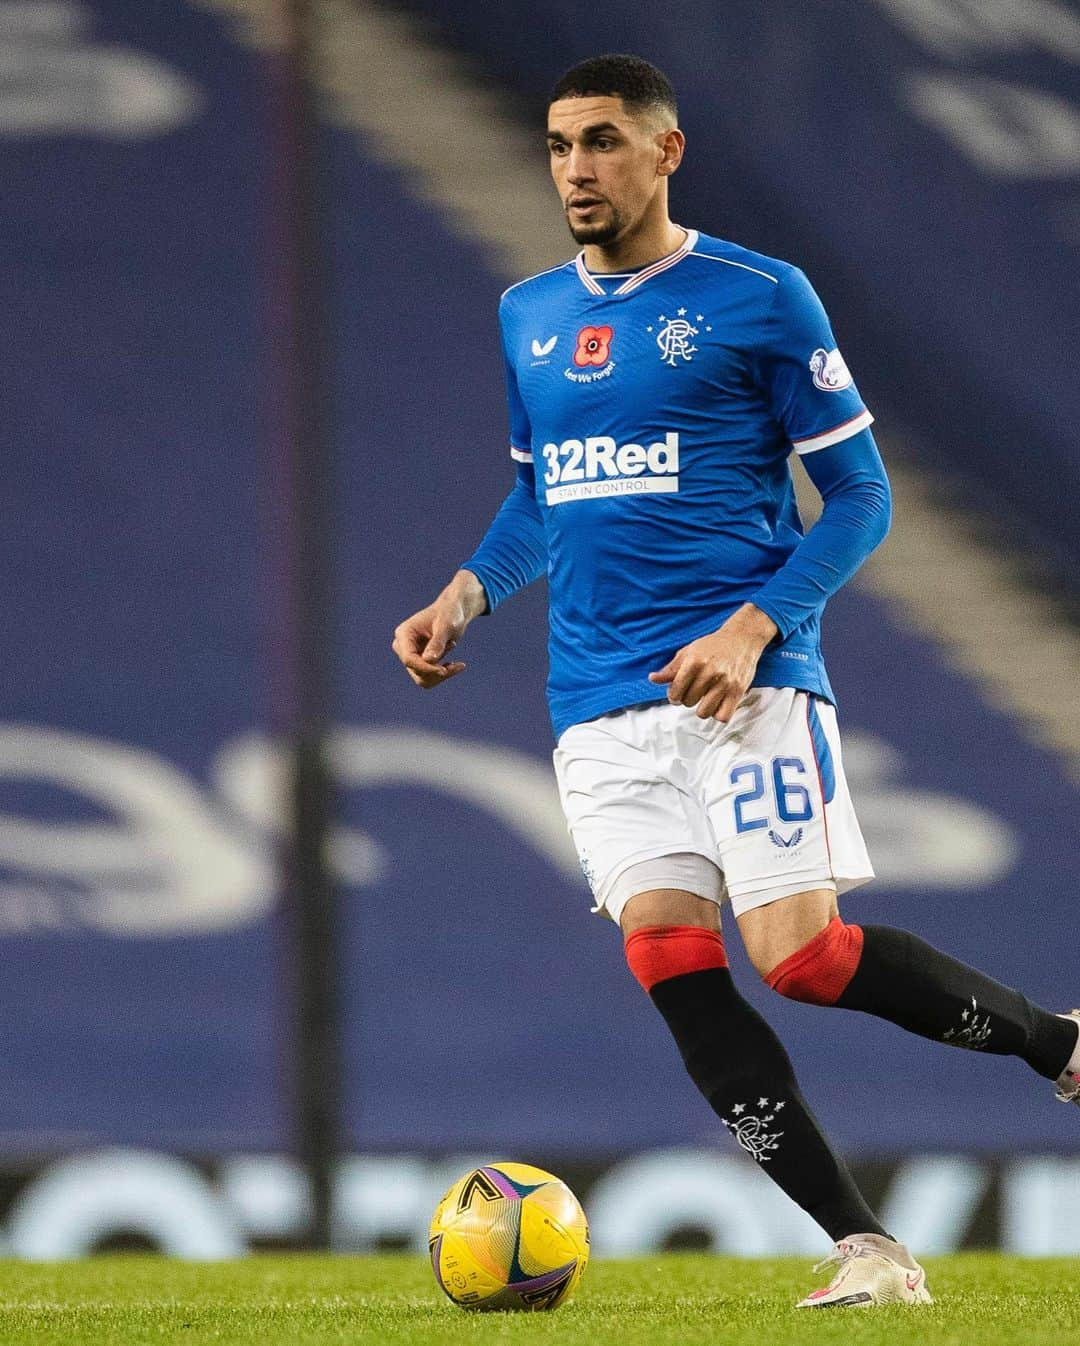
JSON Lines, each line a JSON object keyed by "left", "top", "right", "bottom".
{"left": 264, "top": 0, "right": 341, "bottom": 1250}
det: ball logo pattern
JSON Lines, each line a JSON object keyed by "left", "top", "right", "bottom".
{"left": 428, "top": 1162, "right": 589, "bottom": 1311}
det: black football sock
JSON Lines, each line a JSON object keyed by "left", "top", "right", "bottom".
{"left": 837, "top": 925, "right": 1077, "bottom": 1080}
{"left": 650, "top": 966, "right": 889, "bottom": 1242}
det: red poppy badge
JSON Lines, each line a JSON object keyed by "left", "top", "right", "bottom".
{"left": 573, "top": 324, "right": 614, "bottom": 368}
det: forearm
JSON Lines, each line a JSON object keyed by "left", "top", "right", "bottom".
{"left": 753, "top": 429, "right": 891, "bottom": 639}
{"left": 462, "top": 466, "right": 547, "bottom": 613}
{"left": 437, "top": 568, "right": 489, "bottom": 622}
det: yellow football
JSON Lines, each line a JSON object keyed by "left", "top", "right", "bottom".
{"left": 429, "top": 1161, "right": 589, "bottom": 1311}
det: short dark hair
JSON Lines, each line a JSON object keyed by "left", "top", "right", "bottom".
{"left": 549, "top": 54, "right": 677, "bottom": 121}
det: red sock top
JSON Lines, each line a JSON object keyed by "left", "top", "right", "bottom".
{"left": 765, "top": 915, "right": 864, "bottom": 1006}
{"left": 624, "top": 924, "right": 728, "bottom": 993}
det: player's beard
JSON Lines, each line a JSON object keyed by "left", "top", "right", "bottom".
{"left": 565, "top": 201, "right": 624, "bottom": 246}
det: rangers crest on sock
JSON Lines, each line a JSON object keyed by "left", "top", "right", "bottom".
{"left": 723, "top": 1097, "right": 785, "bottom": 1161}
{"left": 943, "top": 995, "right": 992, "bottom": 1051}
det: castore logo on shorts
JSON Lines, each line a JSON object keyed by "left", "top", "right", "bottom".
{"left": 541, "top": 432, "right": 680, "bottom": 505}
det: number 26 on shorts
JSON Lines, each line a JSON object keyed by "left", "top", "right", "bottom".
{"left": 731, "top": 757, "right": 814, "bottom": 833}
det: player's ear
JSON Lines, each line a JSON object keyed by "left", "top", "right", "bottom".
{"left": 656, "top": 127, "right": 685, "bottom": 177}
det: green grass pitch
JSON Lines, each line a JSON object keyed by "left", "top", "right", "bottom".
{"left": 0, "top": 1253, "right": 1075, "bottom": 1345}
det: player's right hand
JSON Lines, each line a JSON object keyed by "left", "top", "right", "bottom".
{"left": 392, "top": 603, "right": 467, "bottom": 687}
{"left": 391, "top": 571, "right": 486, "bottom": 689}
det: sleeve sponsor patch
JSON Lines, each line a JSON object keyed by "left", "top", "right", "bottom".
{"left": 809, "top": 347, "right": 853, "bottom": 392}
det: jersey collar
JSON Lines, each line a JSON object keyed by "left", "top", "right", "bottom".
{"left": 574, "top": 228, "right": 698, "bottom": 297}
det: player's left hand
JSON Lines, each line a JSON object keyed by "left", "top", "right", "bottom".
{"left": 648, "top": 604, "right": 779, "bottom": 722}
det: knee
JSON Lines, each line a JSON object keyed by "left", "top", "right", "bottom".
{"left": 624, "top": 924, "right": 728, "bottom": 994}
{"left": 763, "top": 915, "right": 864, "bottom": 1006}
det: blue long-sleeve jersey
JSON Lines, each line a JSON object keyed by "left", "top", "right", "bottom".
{"left": 464, "top": 229, "right": 891, "bottom": 739}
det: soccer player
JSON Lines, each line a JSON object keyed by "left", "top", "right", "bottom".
{"left": 392, "top": 54, "right": 1080, "bottom": 1308}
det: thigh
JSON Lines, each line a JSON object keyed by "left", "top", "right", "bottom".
{"left": 699, "top": 689, "right": 874, "bottom": 918}
{"left": 620, "top": 885, "right": 723, "bottom": 935}
{"left": 553, "top": 704, "right": 721, "bottom": 925}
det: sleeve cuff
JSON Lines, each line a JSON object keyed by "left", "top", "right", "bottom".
{"left": 458, "top": 564, "right": 494, "bottom": 615}
{"left": 748, "top": 594, "right": 792, "bottom": 642}
{"left": 510, "top": 445, "right": 533, "bottom": 462}
{"left": 792, "top": 409, "right": 874, "bottom": 455}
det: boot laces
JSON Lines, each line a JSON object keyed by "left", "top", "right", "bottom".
{"left": 811, "top": 1239, "right": 862, "bottom": 1275}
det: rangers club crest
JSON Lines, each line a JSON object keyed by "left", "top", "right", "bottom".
{"left": 723, "top": 1097, "right": 786, "bottom": 1162}
{"left": 943, "top": 996, "right": 992, "bottom": 1051}
{"left": 648, "top": 308, "right": 712, "bottom": 366}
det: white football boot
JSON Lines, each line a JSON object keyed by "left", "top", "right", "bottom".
{"left": 1054, "top": 1011, "right": 1080, "bottom": 1105}
{"left": 795, "top": 1233, "right": 932, "bottom": 1308}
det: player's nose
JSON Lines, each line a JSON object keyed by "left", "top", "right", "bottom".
{"left": 565, "top": 149, "right": 595, "bottom": 183}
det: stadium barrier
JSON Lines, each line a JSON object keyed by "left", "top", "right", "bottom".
{"left": 2, "top": 1149, "right": 1080, "bottom": 1257}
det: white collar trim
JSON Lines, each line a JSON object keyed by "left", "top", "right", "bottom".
{"left": 574, "top": 229, "right": 698, "bottom": 296}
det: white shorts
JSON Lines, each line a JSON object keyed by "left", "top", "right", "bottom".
{"left": 553, "top": 689, "right": 873, "bottom": 924}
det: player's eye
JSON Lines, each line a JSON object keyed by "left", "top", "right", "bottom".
{"left": 548, "top": 141, "right": 569, "bottom": 156}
